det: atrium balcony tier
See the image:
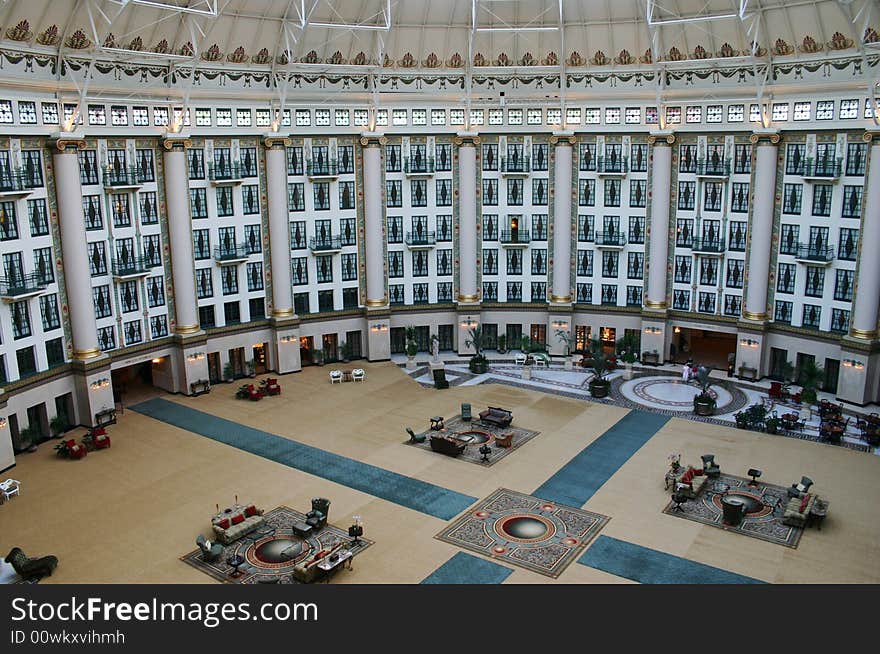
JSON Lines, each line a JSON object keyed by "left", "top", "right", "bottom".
{"left": 0, "top": 272, "right": 49, "bottom": 301}
{"left": 500, "top": 157, "right": 531, "bottom": 177}
{"left": 594, "top": 231, "right": 628, "bottom": 249}
{"left": 793, "top": 244, "right": 835, "bottom": 265}
{"left": 102, "top": 166, "right": 144, "bottom": 190}
{"left": 691, "top": 237, "right": 727, "bottom": 255}
{"left": 212, "top": 245, "right": 251, "bottom": 264}
{"left": 405, "top": 231, "right": 436, "bottom": 249}
{"left": 596, "top": 157, "right": 628, "bottom": 177}
{"left": 695, "top": 159, "right": 730, "bottom": 178}
{"left": 798, "top": 158, "right": 842, "bottom": 182}
{"left": 306, "top": 160, "right": 339, "bottom": 179}
{"left": 112, "top": 256, "right": 152, "bottom": 279}
{"left": 404, "top": 157, "right": 435, "bottom": 177}
{"left": 499, "top": 230, "right": 531, "bottom": 247}
{"left": 208, "top": 162, "right": 244, "bottom": 185}
{"left": 0, "top": 169, "right": 34, "bottom": 197}
{"left": 309, "top": 235, "right": 343, "bottom": 253}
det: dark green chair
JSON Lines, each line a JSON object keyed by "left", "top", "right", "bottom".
{"left": 406, "top": 427, "right": 426, "bottom": 443}
{"left": 5, "top": 547, "right": 58, "bottom": 580}
{"left": 196, "top": 535, "right": 223, "bottom": 562}
{"left": 461, "top": 403, "right": 472, "bottom": 422}
{"left": 433, "top": 368, "right": 449, "bottom": 389}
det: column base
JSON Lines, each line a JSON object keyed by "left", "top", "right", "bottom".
{"left": 70, "top": 357, "right": 115, "bottom": 427}
{"left": 0, "top": 390, "right": 13, "bottom": 473}
{"left": 640, "top": 316, "right": 668, "bottom": 362}
{"left": 734, "top": 322, "right": 767, "bottom": 380}
{"left": 457, "top": 310, "right": 481, "bottom": 356}
{"left": 271, "top": 316, "right": 302, "bottom": 374}
{"left": 836, "top": 337, "right": 880, "bottom": 405}
{"left": 365, "top": 309, "right": 391, "bottom": 362}
{"left": 547, "top": 311, "right": 573, "bottom": 356}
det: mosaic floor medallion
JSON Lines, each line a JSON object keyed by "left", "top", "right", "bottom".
{"left": 435, "top": 488, "right": 610, "bottom": 578}
{"left": 618, "top": 376, "right": 736, "bottom": 412}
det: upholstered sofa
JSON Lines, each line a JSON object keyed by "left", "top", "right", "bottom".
{"left": 479, "top": 406, "right": 513, "bottom": 428}
{"left": 671, "top": 466, "right": 707, "bottom": 499}
{"left": 429, "top": 435, "right": 467, "bottom": 456}
{"left": 783, "top": 493, "right": 817, "bottom": 528}
{"left": 212, "top": 505, "right": 265, "bottom": 544}
{"left": 291, "top": 543, "right": 345, "bottom": 583}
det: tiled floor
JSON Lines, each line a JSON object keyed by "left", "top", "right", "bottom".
{"left": 2, "top": 359, "right": 879, "bottom": 584}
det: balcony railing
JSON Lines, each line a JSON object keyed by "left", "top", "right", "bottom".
{"left": 594, "top": 231, "right": 628, "bottom": 247}
{"left": 0, "top": 168, "right": 33, "bottom": 196}
{"left": 800, "top": 157, "right": 842, "bottom": 179}
{"left": 111, "top": 255, "right": 151, "bottom": 277}
{"left": 695, "top": 158, "right": 730, "bottom": 177}
{"left": 212, "top": 244, "right": 250, "bottom": 262}
{"left": 306, "top": 160, "right": 339, "bottom": 178}
{"left": 404, "top": 157, "right": 435, "bottom": 175}
{"left": 500, "top": 156, "right": 531, "bottom": 175}
{"left": 309, "top": 235, "right": 343, "bottom": 252}
{"left": 405, "top": 231, "right": 436, "bottom": 247}
{"left": 794, "top": 244, "right": 834, "bottom": 263}
{"left": 499, "top": 229, "right": 531, "bottom": 245}
{"left": 692, "top": 237, "right": 726, "bottom": 253}
{"left": 208, "top": 162, "right": 243, "bottom": 183}
{"left": 596, "top": 157, "right": 629, "bottom": 175}
{"left": 103, "top": 165, "right": 143, "bottom": 187}
{"left": 0, "top": 272, "right": 48, "bottom": 299}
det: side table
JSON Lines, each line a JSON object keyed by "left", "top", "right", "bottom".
{"left": 808, "top": 499, "right": 829, "bottom": 530}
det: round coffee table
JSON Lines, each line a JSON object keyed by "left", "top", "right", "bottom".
{"left": 227, "top": 554, "right": 245, "bottom": 577}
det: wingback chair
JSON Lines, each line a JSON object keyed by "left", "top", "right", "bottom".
{"left": 787, "top": 476, "right": 814, "bottom": 499}
{"left": 196, "top": 534, "right": 223, "bottom": 562}
{"left": 306, "top": 498, "right": 330, "bottom": 530}
{"left": 406, "top": 427, "right": 426, "bottom": 443}
{"left": 461, "top": 403, "right": 472, "bottom": 422}
{"left": 701, "top": 454, "right": 721, "bottom": 479}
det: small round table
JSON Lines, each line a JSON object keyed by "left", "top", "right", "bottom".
{"left": 430, "top": 416, "right": 445, "bottom": 431}
{"left": 227, "top": 554, "right": 245, "bottom": 578}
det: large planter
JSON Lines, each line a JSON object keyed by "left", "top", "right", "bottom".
{"left": 563, "top": 357, "right": 573, "bottom": 371}
{"left": 623, "top": 362, "right": 634, "bottom": 380}
{"left": 589, "top": 379, "right": 610, "bottom": 398}
{"left": 521, "top": 366, "right": 532, "bottom": 380}
{"left": 469, "top": 358, "right": 488, "bottom": 374}
{"left": 405, "top": 356, "right": 417, "bottom": 371}
{"left": 642, "top": 351, "right": 660, "bottom": 366}
{"left": 693, "top": 398, "right": 716, "bottom": 416}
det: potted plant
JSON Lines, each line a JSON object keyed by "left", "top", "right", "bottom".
{"left": 339, "top": 340, "right": 351, "bottom": 363}
{"left": 497, "top": 334, "right": 507, "bottom": 354}
{"left": 797, "top": 360, "right": 824, "bottom": 405}
{"left": 17, "top": 424, "right": 40, "bottom": 453}
{"left": 692, "top": 365, "right": 717, "bottom": 416}
{"left": 404, "top": 325, "right": 418, "bottom": 370}
{"left": 764, "top": 413, "right": 781, "bottom": 434}
{"left": 245, "top": 359, "right": 256, "bottom": 378}
{"left": 520, "top": 335, "right": 530, "bottom": 353}
{"left": 521, "top": 356, "right": 533, "bottom": 380}
{"left": 586, "top": 338, "right": 612, "bottom": 398}
{"left": 223, "top": 361, "right": 236, "bottom": 383}
{"left": 313, "top": 349, "right": 325, "bottom": 366}
{"left": 555, "top": 329, "right": 574, "bottom": 371}
{"left": 465, "top": 326, "right": 488, "bottom": 374}
{"left": 50, "top": 412, "right": 69, "bottom": 438}
{"left": 622, "top": 351, "right": 637, "bottom": 380}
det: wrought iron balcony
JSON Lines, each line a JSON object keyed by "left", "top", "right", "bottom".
{"left": 309, "top": 235, "right": 343, "bottom": 252}
{"left": 405, "top": 231, "right": 436, "bottom": 248}
{"left": 594, "top": 231, "right": 628, "bottom": 248}
{"left": 306, "top": 159, "right": 339, "bottom": 179}
{"left": 499, "top": 229, "right": 531, "bottom": 247}
{"left": 404, "top": 157, "right": 435, "bottom": 176}
{"left": 500, "top": 156, "right": 531, "bottom": 176}
{"left": 208, "top": 161, "right": 244, "bottom": 184}
{"left": 0, "top": 272, "right": 49, "bottom": 300}
{"left": 111, "top": 255, "right": 152, "bottom": 278}
{"left": 596, "top": 157, "right": 629, "bottom": 176}
{"left": 695, "top": 158, "right": 730, "bottom": 178}
{"left": 0, "top": 168, "right": 33, "bottom": 197}
{"left": 692, "top": 237, "right": 727, "bottom": 254}
{"left": 794, "top": 244, "right": 834, "bottom": 264}
{"left": 212, "top": 244, "right": 250, "bottom": 263}
{"left": 800, "top": 157, "right": 842, "bottom": 181}
{"left": 103, "top": 165, "right": 144, "bottom": 188}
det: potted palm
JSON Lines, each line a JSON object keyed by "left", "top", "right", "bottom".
{"left": 587, "top": 338, "right": 612, "bottom": 398}
{"left": 223, "top": 361, "right": 235, "bottom": 383}
{"left": 465, "top": 326, "right": 488, "bottom": 374}
{"left": 692, "top": 366, "right": 717, "bottom": 416}
{"left": 245, "top": 359, "right": 256, "bottom": 378}
{"left": 313, "top": 349, "right": 325, "bottom": 366}
{"left": 17, "top": 424, "right": 40, "bottom": 453}
{"left": 555, "top": 329, "right": 574, "bottom": 371}
{"left": 340, "top": 340, "right": 351, "bottom": 363}
{"left": 50, "top": 412, "right": 69, "bottom": 438}
{"left": 520, "top": 335, "right": 530, "bottom": 353}
{"left": 497, "top": 334, "right": 507, "bottom": 354}
{"left": 404, "top": 325, "right": 418, "bottom": 370}
{"left": 797, "top": 360, "right": 824, "bottom": 405}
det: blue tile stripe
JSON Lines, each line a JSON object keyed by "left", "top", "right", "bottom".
{"left": 534, "top": 410, "right": 670, "bottom": 507}
{"left": 421, "top": 552, "right": 513, "bottom": 584}
{"left": 131, "top": 398, "right": 477, "bottom": 521}
{"left": 578, "top": 535, "right": 766, "bottom": 584}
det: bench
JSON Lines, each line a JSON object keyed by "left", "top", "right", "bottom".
{"left": 479, "top": 406, "right": 513, "bottom": 428}
{"left": 429, "top": 435, "right": 468, "bottom": 456}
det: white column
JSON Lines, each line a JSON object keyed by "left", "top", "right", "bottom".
{"left": 457, "top": 133, "right": 479, "bottom": 303}
{"left": 743, "top": 131, "right": 780, "bottom": 321}
{"left": 264, "top": 136, "right": 294, "bottom": 317}
{"left": 162, "top": 138, "right": 200, "bottom": 334}
{"left": 52, "top": 138, "right": 101, "bottom": 360}
{"left": 362, "top": 135, "right": 387, "bottom": 308}
{"left": 550, "top": 133, "right": 574, "bottom": 304}
{"left": 645, "top": 132, "right": 674, "bottom": 310}
{"left": 850, "top": 134, "right": 880, "bottom": 339}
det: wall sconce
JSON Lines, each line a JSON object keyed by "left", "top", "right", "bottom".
{"left": 673, "top": 326, "right": 681, "bottom": 334}
{"left": 739, "top": 338, "right": 760, "bottom": 348}
{"left": 186, "top": 352, "right": 206, "bottom": 362}
{"left": 151, "top": 358, "right": 162, "bottom": 364}
{"left": 644, "top": 327, "right": 662, "bottom": 335}
{"left": 461, "top": 316, "right": 478, "bottom": 328}
{"left": 551, "top": 319, "right": 568, "bottom": 330}
{"left": 90, "top": 378, "right": 111, "bottom": 391}
{"left": 842, "top": 359, "right": 865, "bottom": 369}
{"left": 279, "top": 335, "right": 297, "bottom": 343}
{"left": 370, "top": 323, "right": 388, "bottom": 333}
{"left": 0, "top": 417, "right": 7, "bottom": 429}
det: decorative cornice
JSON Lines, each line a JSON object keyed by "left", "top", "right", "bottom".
{"left": 49, "top": 137, "right": 86, "bottom": 152}
{"left": 162, "top": 137, "right": 192, "bottom": 151}
{"left": 262, "top": 136, "right": 292, "bottom": 149}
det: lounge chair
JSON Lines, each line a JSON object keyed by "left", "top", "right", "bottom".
{"left": 461, "top": 403, "right": 472, "bottom": 422}
{"left": 4, "top": 547, "right": 58, "bottom": 581}
{"left": 329, "top": 370, "right": 343, "bottom": 384}
{"left": 196, "top": 534, "right": 223, "bottom": 562}
{"left": 406, "top": 427, "right": 426, "bottom": 443}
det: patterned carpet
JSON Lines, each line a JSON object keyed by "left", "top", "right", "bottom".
{"left": 182, "top": 506, "right": 373, "bottom": 584}
{"left": 406, "top": 414, "right": 540, "bottom": 466}
{"left": 435, "top": 488, "right": 609, "bottom": 578}
{"left": 421, "top": 552, "right": 514, "bottom": 584}
{"left": 661, "top": 473, "right": 804, "bottom": 548}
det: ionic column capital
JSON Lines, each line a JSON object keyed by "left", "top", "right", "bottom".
{"left": 262, "top": 135, "right": 292, "bottom": 149}
{"left": 550, "top": 131, "right": 577, "bottom": 146}
{"left": 647, "top": 131, "right": 675, "bottom": 146}
{"left": 162, "top": 137, "right": 192, "bottom": 151}
{"left": 750, "top": 129, "right": 781, "bottom": 145}
{"left": 360, "top": 132, "right": 387, "bottom": 147}
{"left": 49, "top": 136, "right": 87, "bottom": 152}
{"left": 454, "top": 132, "right": 481, "bottom": 147}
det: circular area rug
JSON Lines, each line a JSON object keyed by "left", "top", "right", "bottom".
{"left": 616, "top": 375, "right": 746, "bottom": 414}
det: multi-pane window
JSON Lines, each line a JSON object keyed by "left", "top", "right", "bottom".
{"left": 507, "top": 179, "right": 524, "bottom": 206}
{"left": 482, "top": 249, "right": 498, "bottom": 275}
{"left": 385, "top": 145, "right": 401, "bottom": 173}
{"left": 33, "top": 247, "right": 53, "bottom": 284}
{"left": 830, "top": 308, "right": 850, "bottom": 333}
{"left": 387, "top": 216, "right": 403, "bottom": 243}
{"left": 245, "top": 262, "right": 264, "bottom": 292}
{"left": 88, "top": 242, "right": 107, "bottom": 276}
{"left": 123, "top": 319, "right": 143, "bottom": 345}
{"left": 292, "top": 258, "right": 308, "bottom": 285}
{"left": 728, "top": 221, "right": 747, "bottom": 251}
{"left": 812, "top": 185, "right": 833, "bottom": 217}
{"left": 93, "top": 285, "right": 113, "bottom": 318}
{"left": 10, "top": 301, "right": 30, "bottom": 340}
{"left": 287, "top": 221, "right": 306, "bottom": 250}
{"left": 386, "top": 180, "right": 402, "bottom": 207}
{"left": 532, "top": 179, "right": 548, "bottom": 206}
{"left": 579, "top": 143, "right": 596, "bottom": 171}
{"left": 604, "top": 179, "right": 621, "bottom": 207}
{"left": 531, "top": 214, "right": 547, "bottom": 240}
{"left": 726, "top": 260, "right": 744, "bottom": 288}
{"left": 482, "top": 144, "right": 499, "bottom": 171}
{"left": 243, "top": 224, "right": 261, "bottom": 254}
{"left": 841, "top": 186, "right": 862, "bottom": 218}
{"left": 482, "top": 282, "right": 498, "bottom": 302}
{"left": 190, "top": 188, "right": 208, "bottom": 219}
{"left": 699, "top": 258, "right": 718, "bottom": 285}
{"left": 627, "top": 252, "right": 644, "bottom": 279}
{"left": 506, "top": 282, "right": 522, "bottom": 302}
{"left": 576, "top": 250, "right": 593, "bottom": 276}
{"left": 578, "top": 180, "right": 595, "bottom": 206}
{"left": 339, "top": 218, "right": 356, "bottom": 246}
{"left": 288, "top": 183, "right": 305, "bottom": 211}
{"left": 21, "top": 151, "right": 43, "bottom": 187}
{"left": 578, "top": 215, "right": 594, "bottom": 242}
{"left": 412, "top": 283, "right": 429, "bottom": 304}
{"left": 79, "top": 150, "right": 99, "bottom": 185}
{"left": 777, "top": 263, "right": 796, "bottom": 293}
{"left": 804, "top": 266, "right": 825, "bottom": 297}
{"left": 239, "top": 147, "right": 257, "bottom": 177}
{"left": 188, "top": 149, "right": 205, "bottom": 179}
{"left": 627, "top": 216, "right": 646, "bottom": 244}
{"left": 242, "top": 185, "right": 260, "bottom": 214}
{"left": 193, "top": 230, "right": 211, "bottom": 259}
{"left": 679, "top": 145, "right": 697, "bottom": 173}
{"left": 435, "top": 179, "right": 452, "bottom": 207}
{"left": 576, "top": 283, "right": 592, "bottom": 303}
{"left": 834, "top": 269, "right": 854, "bottom": 301}
{"left": 802, "top": 304, "right": 821, "bottom": 329}
{"left": 846, "top": 143, "right": 867, "bottom": 176}
{"left": 630, "top": 180, "right": 647, "bottom": 208}
{"left": 674, "top": 256, "right": 692, "bottom": 283}
{"left": 774, "top": 300, "right": 793, "bottom": 323}
{"left": 221, "top": 266, "right": 239, "bottom": 295}
{"left": 631, "top": 144, "right": 648, "bottom": 172}
{"left": 136, "top": 149, "right": 155, "bottom": 182}
{"left": 436, "top": 249, "right": 452, "bottom": 276}
{"left": 146, "top": 276, "right": 165, "bottom": 307}
{"left": 786, "top": 144, "right": 806, "bottom": 174}
{"left": 40, "top": 294, "right": 60, "bottom": 331}
{"left": 697, "top": 292, "right": 716, "bottom": 314}
{"left": 531, "top": 249, "right": 547, "bottom": 275}
{"left": 83, "top": 195, "right": 103, "bottom": 230}
{"left": 626, "top": 286, "right": 642, "bottom": 306}
{"left": 838, "top": 228, "right": 859, "bottom": 260}
{"left": 111, "top": 195, "right": 131, "bottom": 228}
{"left": 337, "top": 146, "right": 354, "bottom": 174}
{"left": 723, "top": 295, "right": 742, "bottom": 317}
{"left": 313, "top": 182, "right": 331, "bottom": 210}
{"left": 410, "top": 180, "right": 428, "bottom": 207}
{"left": 388, "top": 251, "right": 404, "bottom": 278}
{"left": 339, "top": 181, "right": 355, "bottom": 210}
{"left": 97, "top": 326, "right": 116, "bottom": 351}
{"left": 0, "top": 202, "right": 17, "bottom": 240}
{"left": 196, "top": 269, "right": 213, "bottom": 298}
{"left": 506, "top": 249, "right": 523, "bottom": 275}
{"left": 703, "top": 183, "right": 723, "bottom": 212}
{"left": 340, "top": 253, "right": 357, "bottom": 281}
{"left": 780, "top": 225, "right": 800, "bottom": 255}
{"left": 119, "top": 280, "right": 139, "bottom": 313}
{"left": 678, "top": 182, "right": 696, "bottom": 210}
{"left": 287, "top": 147, "right": 304, "bottom": 175}
{"left": 676, "top": 219, "right": 694, "bottom": 246}
{"left": 436, "top": 144, "right": 452, "bottom": 172}
{"left": 600, "top": 284, "right": 618, "bottom": 305}
{"left": 28, "top": 199, "right": 49, "bottom": 236}
{"left": 601, "top": 251, "right": 619, "bottom": 278}
{"left": 731, "top": 183, "right": 749, "bottom": 213}
{"left": 412, "top": 251, "right": 429, "bottom": 277}
{"left": 483, "top": 214, "right": 498, "bottom": 240}
{"left": 150, "top": 315, "right": 169, "bottom": 339}
{"left": 532, "top": 144, "right": 549, "bottom": 171}
{"left": 139, "top": 191, "right": 158, "bottom": 224}
{"left": 531, "top": 282, "right": 547, "bottom": 302}
{"left": 733, "top": 144, "right": 751, "bottom": 174}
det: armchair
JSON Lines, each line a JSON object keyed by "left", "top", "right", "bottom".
{"left": 787, "top": 476, "right": 814, "bottom": 499}
{"left": 247, "top": 384, "right": 263, "bottom": 401}
{"left": 84, "top": 427, "right": 111, "bottom": 450}
{"left": 4, "top": 547, "right": 58, "bottom": 580}
{"left": 406, "top": 427, "right": 426, "bottom": 443}
{"left": 352, "top": 368, "right": 366, "bottom": 382}
{"left": 57, "top": 438, "right": 87, "bottom": 459}
{"left": 306, "top": 498, "right": 330, "bottom": 530}
{"left": 196, "top": 534, "right": 223, "bottom": 562}
{"left": 329, "top": 370, "right": 343, "bottom": 384}
{"left": 461, "top": 403, "right": 472, "bottom": 422}
{"left": 264, "top": 378, "right": 281, "bottom": 396}
{"left": 700, "top": 454, "right": 720, "bottom": 479}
